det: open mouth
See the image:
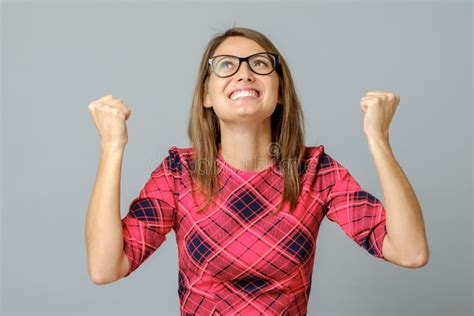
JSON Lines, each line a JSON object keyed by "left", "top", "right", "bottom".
{"left": 228, "top": 89, "right": 261, "bottom": 101}
{"left": 230, "top": 95, "right": 260, "bottom": 101}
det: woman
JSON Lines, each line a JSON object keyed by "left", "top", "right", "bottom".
{"left": 86, "top": 27, "right": 429, "bottom": 315}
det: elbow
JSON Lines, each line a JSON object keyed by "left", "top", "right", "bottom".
{"left": 413, "top": 251, "right": 430, "bottom": 268}
{"left": 87, "top": 251, "right": 130, "bottom": 284}
{"left": 404, "top": 249, "right": 430, "bottom": 269}
{"left": 90, "top": 273, "right": 107, "bottom": 285}
{"left": 89, "top": 271, "right": 116, "bottom": 285}
{"left": 88, "top": 267, "right": 119, "bottom": 285}
{"left": 89, "top": 269, "right": 107, "bottom": 285}
{"left": 388, "top": 237, "right": 430, "bottom": 269}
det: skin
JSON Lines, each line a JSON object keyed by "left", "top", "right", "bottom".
{"left": 203, "top": 37, "right": 429, "bottom": 268}
{"left": 361, "top": 91, "right": 429, "bottom": 268}
{"left": 203, "top": 36, "right": 282, "bottom": 171}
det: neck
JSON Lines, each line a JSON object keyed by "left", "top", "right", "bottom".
{"left": 218, "top": 119, "right": 274, "bottom": 171}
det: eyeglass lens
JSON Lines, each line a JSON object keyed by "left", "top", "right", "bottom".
{"left": 212, "top": 53, "right": 275, "bottom": 77}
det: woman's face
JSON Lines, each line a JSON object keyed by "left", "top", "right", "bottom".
{"left": 203, "top": 36, "right": 281, "bottom": 124}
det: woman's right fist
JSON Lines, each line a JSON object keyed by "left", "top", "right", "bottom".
{"left": 88, "top": 95, "right": 132, "bottom": 149}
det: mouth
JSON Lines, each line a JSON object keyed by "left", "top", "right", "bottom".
{"left": 227, "top": 89, "right": 261, "bottom": 101}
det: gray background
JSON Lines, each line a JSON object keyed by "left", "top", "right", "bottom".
{"left": 2, "top": 0, "right": 472, "bottom": 315}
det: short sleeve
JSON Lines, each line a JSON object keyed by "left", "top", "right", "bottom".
{"left": 121, "top": 147, "right": 181, "bottom": 277}
{"left": 323, "top": 154, "right": 388, "bottom": 261}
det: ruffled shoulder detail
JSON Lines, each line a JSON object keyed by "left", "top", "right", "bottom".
{"left": 304, "top": 144, "right": 325, "bottom": 162}
{"left": 299, "top": 144, "right": 325, "bottom": 175}
{"left": 165, "top": 146, "right": 195, "bottom": 175}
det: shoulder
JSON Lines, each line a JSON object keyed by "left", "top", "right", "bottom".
{"left": 300, "top": 144, "right": 328, "bottom": 171}
{"left": 310, "top": 145, "right": 361, "bottom": 188}
{"left": 155, "top": 145, "right": 194, "bottom": 176}
{"left": 302, "top": 144, "right": 325, "bottom": 162}
{"left": 303, "top": 144, "right": 343, "bottom": 166}
{"left": 167, "top": 145, "right": 194, "bottom": 158}
{"left": 300, "top": 144, "right": 349, "bottom": 184}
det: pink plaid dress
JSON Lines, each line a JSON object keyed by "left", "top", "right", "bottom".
{"left": 121, "top": 145, "right": 388, "bottom": 315}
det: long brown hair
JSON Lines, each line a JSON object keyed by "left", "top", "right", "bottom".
{"left": 187, "top": 27, "right": 306, "bottom": 215}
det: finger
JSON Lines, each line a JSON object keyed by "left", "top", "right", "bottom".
{"left": 360, "top": 98, "right": 375, "bottom": 105}
{"left": 125, "top": 109, "right": 132, "bottom": 120}
{"left": 109, "top": 98, "right": 123, "bottom": 106}
{"left": 393, "top": 94, "right": 400, "bottom": 104}
{"left": 366, "top": 90, "right": 387, "bottom": 96}
{"left": 98, "top": 101, "right": 130, "bottom": 120}
{"left": 98, "top": 102, "right": 127, "bottom": 118}
{"left": 89, "top": 95, "right": 116, "bottom": 110}
{"left": 97, "top": 101, "right": 115, "bottom": 109}
{"left": 110, "top": 99, "right": 130, "bottom": 115}
{"left": 98, "top": 94, "right": 115, "bottom": 102}
{"left": 90, "top": 95, "right": 131, "bottom": 119}
{"left": 361, "top": 98, "right": 379, "bottom": 109}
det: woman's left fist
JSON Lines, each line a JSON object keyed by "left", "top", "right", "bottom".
{"left": 360, "top": 90, "right": 400, "bottom": 141}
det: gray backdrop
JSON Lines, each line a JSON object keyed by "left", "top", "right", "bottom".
{"left": 2, "top": 0, "right": 472, "bottom": 315}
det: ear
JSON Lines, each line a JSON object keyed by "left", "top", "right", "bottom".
{"left": 203, "top": 78, "right": 213, "bottom": 108}
{"left": 203, "top": 89, "right": 212, "bottom": 108}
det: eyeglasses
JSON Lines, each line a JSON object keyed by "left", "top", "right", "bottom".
{"left": 208, "top": 52, "right": 279, "bottom": 78}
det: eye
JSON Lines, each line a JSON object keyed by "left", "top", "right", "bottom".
{"left": 252, "top": 58, "right": 270, "bottom": 68}
{"left": 220, "top": 61, "right": 232, "bottom": 69}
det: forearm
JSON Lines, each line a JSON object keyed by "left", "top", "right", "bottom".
{"left": 368, "top": 137, "right": 429, "bottom": 266}
{"left": 85, "top": 145, "right": 127, "bottom": 283}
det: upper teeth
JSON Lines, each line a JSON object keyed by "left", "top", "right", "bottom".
{"left": 230, "top": 90, "right": 259, "bottom": 100}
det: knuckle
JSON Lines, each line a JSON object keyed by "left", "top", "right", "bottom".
{"left": 100, "top": 102, "right": 113, "bottom": 110}
{"left": 99, "top": 94, "right": 113, "bottom": 100}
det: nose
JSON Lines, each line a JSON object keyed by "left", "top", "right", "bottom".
{"left": 235, "top": 61, "right": 255, "bottom": 81}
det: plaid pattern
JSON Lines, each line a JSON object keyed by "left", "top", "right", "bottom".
{"left": 121, "top": 145, "right": 388, "bottom": 315}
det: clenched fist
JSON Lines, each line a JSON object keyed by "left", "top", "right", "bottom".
{"left": 88, "top": 95, "right": 132, "bottom": 149}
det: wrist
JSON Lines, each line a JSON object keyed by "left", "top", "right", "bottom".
{"left": 100, "top": 144, "right": 126, "bottom": 155}
{"left": 367, "top": 136, "right": 392, "bottom": 156}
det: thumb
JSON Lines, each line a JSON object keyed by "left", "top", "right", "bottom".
{"left": 125, "top": 108, "right": 132, "bottom": 120}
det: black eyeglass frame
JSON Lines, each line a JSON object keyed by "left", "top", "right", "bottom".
{"left": 208, "top": 52, "right": 280, "bottom": 78}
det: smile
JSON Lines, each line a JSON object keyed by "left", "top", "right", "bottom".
{"left": 229, "top": 89, "right": 260, "bottom": 101}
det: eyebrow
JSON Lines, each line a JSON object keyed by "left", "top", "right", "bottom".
{"left": 211, "top": 52, "right": 268, "bottom": 58}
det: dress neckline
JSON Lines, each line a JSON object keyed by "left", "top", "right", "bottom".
{"left": 217, "top": 144, "right": 277, "bottom": 176}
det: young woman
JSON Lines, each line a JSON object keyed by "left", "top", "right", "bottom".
{"left": 86, "top": 27, "right": 429, "bottom": 315}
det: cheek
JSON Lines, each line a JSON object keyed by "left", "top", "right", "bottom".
{"left": 210, "top": 81, "right": 230, "bottom": 101}
{"left": 266, "top": 80, "right": 280, "bottom": 100}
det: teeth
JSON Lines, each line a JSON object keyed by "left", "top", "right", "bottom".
{"left": 230, "top": 90, "right": 259, "bottom": 100}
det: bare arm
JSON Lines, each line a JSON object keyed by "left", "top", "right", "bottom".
{"left": 361, "top": 91, "right": 429, "bottom": 268}
{"left": 85, "top": 146, "right": 129, "bottom": 284}
{"left": 85, "top": 95, "right": 132, "bottom": 284}
{"left": 370, "top": 138, "right": 429, "bottom": 268}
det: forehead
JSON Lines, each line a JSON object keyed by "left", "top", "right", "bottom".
{"left": 213, "top": 36, "right": 266, "bottom": 57}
